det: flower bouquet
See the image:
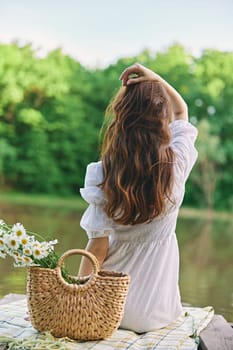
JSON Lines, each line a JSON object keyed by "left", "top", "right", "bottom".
{"left": 0, "top": 219, "right": 59, "bottom": 269}
{"left": 0, "top": 219, "right": 130, "bottom": 340}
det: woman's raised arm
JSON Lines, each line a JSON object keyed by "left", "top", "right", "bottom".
{"left": 120, "top": 63, "right": 188, "bottom": 121}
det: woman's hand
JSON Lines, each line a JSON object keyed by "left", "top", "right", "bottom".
{"left": 120, "top": 63, "right": 188, "bottom": 121}
{"left": 119, "top": 63, "right": 160, "bottom": 86}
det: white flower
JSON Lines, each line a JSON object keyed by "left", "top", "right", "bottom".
{"left": 38, "top": 239, "right": 58, "bottom": 252}
{"left": 12, "top": 251, "right": 20, "bottom": 258}
{"left": 0, "top": 220, "right": 58, "bottom": 268}
{"left": 48, "top": 239, "right": 58, "bottom": 246}
{"left": 30, "top": 239, "right": 53, "bottom": 259}
{"left": 6, "top": 236, "right": 20, "bottom": 250}
{"left": 12, "top": 223, "right": 26, "bottom": 239}
{"left": 20, "top": 236, "right": 30, "bottom": 246}
{"left": 23, "top": 247, "right": 32, "bottom": 256}
{"left": 47, "top": 239, "right": 58, "bottom": 249}
{"left": 13, "top": 256, "right": 25, "bottom": 267}
{"left": 32, "top": 247, "right": 49, "bottom": 259}
{"left": 39, "top": 242, "right": 51, "bottom": 251}
{"left": 23, "top": 256, "right": 33, "bottom": 265}
{"left": 36, "top": 242, "right": 46, "bottom": 249}
{"left": 32, "top": 241, "right": 41, "bottom": 248}
{"left": 0, "top": 237, "right": 5, "bottom": 249}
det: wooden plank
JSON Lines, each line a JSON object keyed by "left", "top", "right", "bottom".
{"left": 199, "top": 315, "right": 233, "bottom": 350}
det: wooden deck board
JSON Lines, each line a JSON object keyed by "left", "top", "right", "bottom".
{"left": 199, "top": 315, "right": 233, "bottom": 350}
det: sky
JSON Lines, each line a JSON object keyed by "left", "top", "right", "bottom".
{"left": 0, "top": 0, "right": 232, "bottom": 67}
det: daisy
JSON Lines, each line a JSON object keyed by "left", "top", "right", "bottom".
{"left": 0, "top": 237, "right": 5, "bottom": 248}
{"left": 23, "top": 247, "right": 32, "bottom": 256}
{"left": 12, "top": 251, "right": 20, "bottom": 258}
{"left": 12, "top": 223, "right": 26, "bottom": 239}
{"left": 6, "top": 236, "right": 20, "bottom": 250}
{"left": 13, "top": 256, "right": 25, "bottom": 267}
{"left": 23, "top": 256, "right": 33, "bottom": 265}
{"left": 20, "top": 236, "right": 30, "bottom": 246}
{"left": 47, "top": 239, "right": 58, "bottom": 249}
{"left": 39, "top": 242, "right": 51, "bottom": 252}
{"left": 32, "top": 247, "right": 48, "bottom": 259}
{"left": 37, "top": 242, "right": 46, "bottom": 249}
{"left": 32, "top": 241, "right": 41, "bottom": 248}
{"left": 0, "top": 220, "right": 59, "bottom": 270}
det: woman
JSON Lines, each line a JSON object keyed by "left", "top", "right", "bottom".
{"left": 79, "top": 63, "right": 198, "bottom": 332}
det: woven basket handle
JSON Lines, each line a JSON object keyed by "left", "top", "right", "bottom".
{"left": 57, "top": 249, "right": 100, "bottom": 275}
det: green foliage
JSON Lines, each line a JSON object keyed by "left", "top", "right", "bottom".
{"left": 190, "top": 119, "right": 226, "bottom": 209}
{"left": 0, "top": 42, "right": 232, "bottom": 209}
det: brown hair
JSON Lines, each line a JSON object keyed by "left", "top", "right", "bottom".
{"left": 100, "top": 81, "right": 175, "bottom": 225}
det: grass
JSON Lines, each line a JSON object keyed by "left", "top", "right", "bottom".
{"left": 0, "top": 191, "right": 87, "bottom": 211}
{"left": 0, "top": 191, "right": 232, "bottom": 221}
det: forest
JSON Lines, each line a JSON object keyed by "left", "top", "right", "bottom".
{"left": 0, "top": 42, "right": 232, "bottom": 210}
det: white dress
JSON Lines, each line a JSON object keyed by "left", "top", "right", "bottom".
{"left": 80, "top": 120, "right": 198, "bottom": 333}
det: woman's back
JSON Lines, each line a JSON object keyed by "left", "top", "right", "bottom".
{"left": 80, "top": 118, "right": 198, "bottom": 332}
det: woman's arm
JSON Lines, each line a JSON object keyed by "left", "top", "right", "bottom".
{"left": 78, "top": 237, "right": 109, "bottom": 277}
{"left": 120, "top": 63, "right": 188, "bottom": 121}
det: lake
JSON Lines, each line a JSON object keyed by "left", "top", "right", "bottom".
{"left": 0, "top": 202, "right": 232, "bottom": 322}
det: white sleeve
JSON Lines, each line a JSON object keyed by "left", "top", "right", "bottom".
{"left": 170, "top": 120, "right": 198, "bottom": 181}
{"left": 80, "top": 161, "right": 115, "bottom": 239}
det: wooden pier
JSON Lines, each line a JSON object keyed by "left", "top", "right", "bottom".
{"left": 0, "top": 294, "right": 233, "bottom": 350}
{"left": 198, "top": 314, "right": 233, "bottom": 350}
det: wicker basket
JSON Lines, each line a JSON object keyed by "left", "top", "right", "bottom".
{"left": 27, "top": 249, "right": 130, "bottom": 340}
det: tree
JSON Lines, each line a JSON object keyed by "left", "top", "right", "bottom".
{"left": 190, "top": 119, "right": 225, "bottom": 211}
{"left": 0, "top": 42, "right": 232, "bottom": 209}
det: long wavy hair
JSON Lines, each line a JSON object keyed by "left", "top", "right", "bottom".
{"left": 100, "top": 80, "right": 175, "bottom": 225}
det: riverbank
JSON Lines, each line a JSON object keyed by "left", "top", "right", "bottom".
{"left": 0, "top": 191, "right": 232, "bottom": 221}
